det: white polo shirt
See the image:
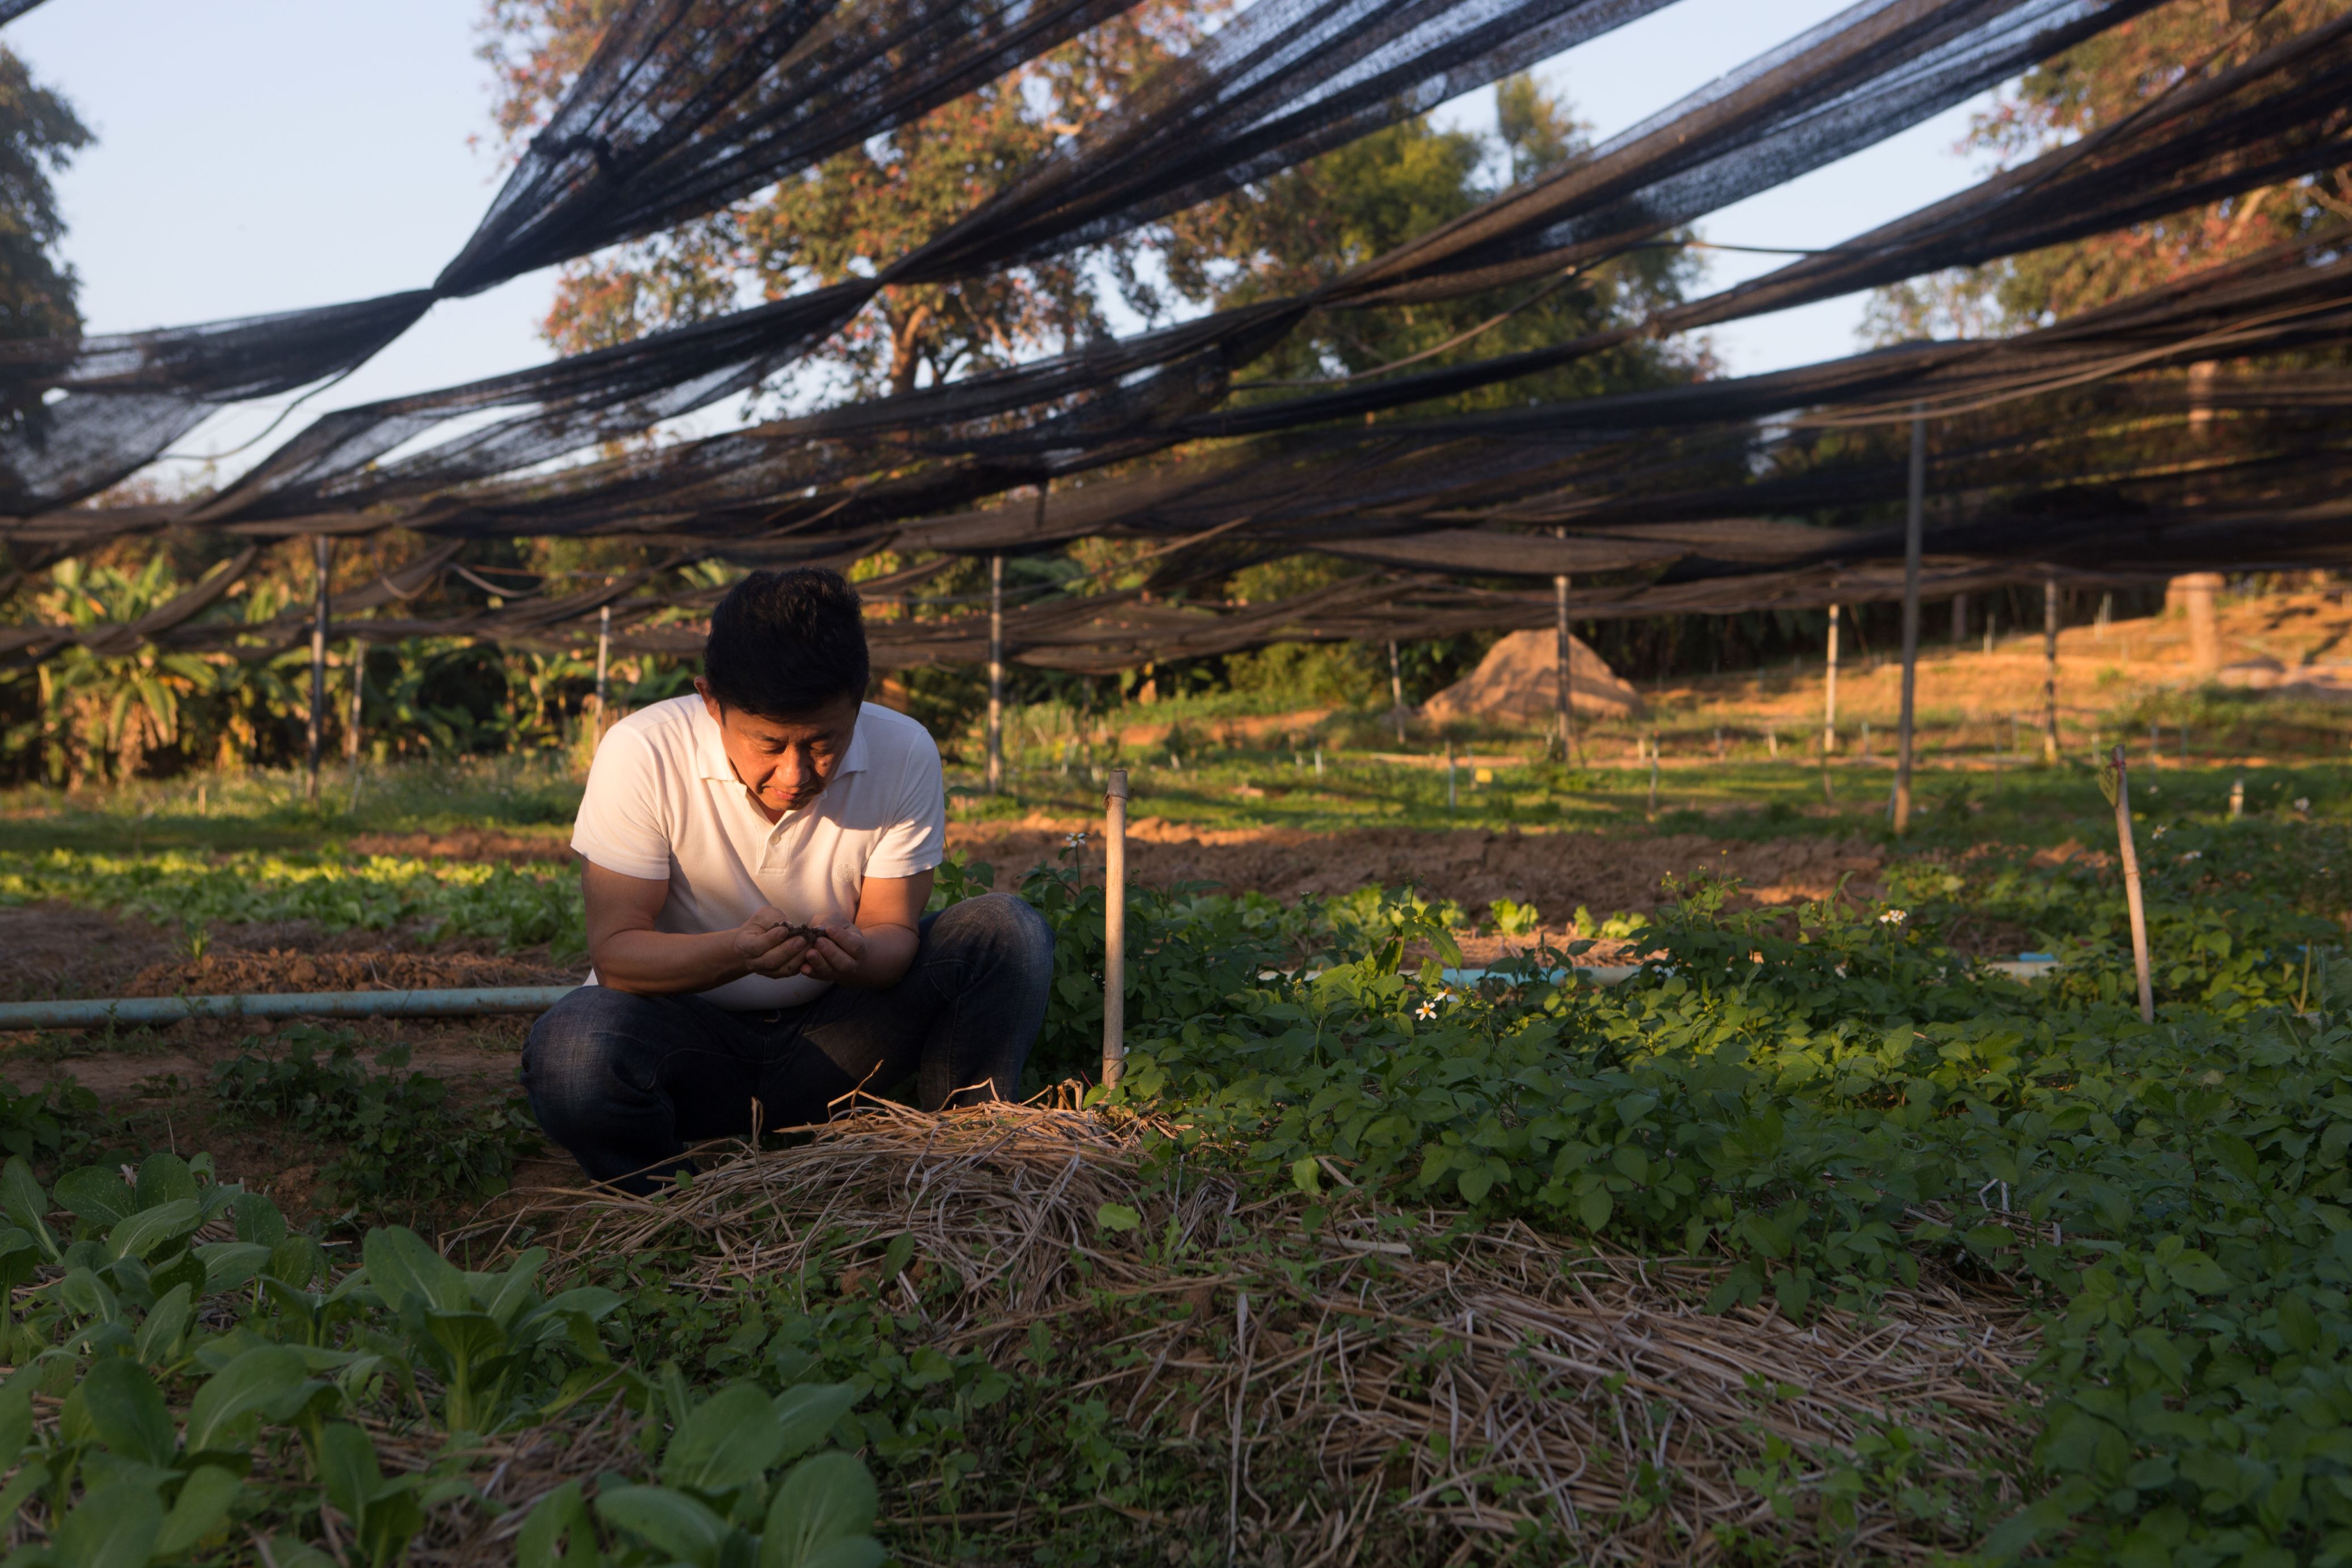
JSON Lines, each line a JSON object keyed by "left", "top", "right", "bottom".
{"left": 570, "top": 695, "right": 947, "bottom": 1009}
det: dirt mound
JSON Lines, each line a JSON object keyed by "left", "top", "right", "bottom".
{"left": 126, "top": 949, "right": 578, "bottom": 998}
{"left": 949, "top": 818, "right": 1882, "bottom": 921}
{"left": 1420, "top": 629, "right": 1644, "bottom": 725}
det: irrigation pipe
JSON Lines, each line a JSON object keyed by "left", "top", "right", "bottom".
{"left": 0, "top": 986, "right": 577, "bottom": 1030}
{"left": 0, "top": 961, "right": 2066, "bottom": 1039}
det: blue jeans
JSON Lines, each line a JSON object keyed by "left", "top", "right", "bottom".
{"left": 522, "top": 893, "right": 1053, "bottom": 1193}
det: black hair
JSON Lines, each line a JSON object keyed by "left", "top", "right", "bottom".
{"left": 702, "top": 568, "right": 869, "bottom": 717}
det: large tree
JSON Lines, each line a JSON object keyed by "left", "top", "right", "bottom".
{"left": 0, "top": 43, "right": 88, "bottom": 343}
{"left": 1159, "top": 71, "right": 1700, "bottom": 414}
{"left": 1865, "top": 0, "right": 2352, "bottom": 341}
{"left": 480, "top": 1, "right": 1199, "bottom": 398}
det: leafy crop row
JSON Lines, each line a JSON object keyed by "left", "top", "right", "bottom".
{"left": 0, "top": 1149, "right": 885, "bottom": 1568}
{"left": 0, "top": 849, "right": 585, "bottom": 961}
{"left": 1019, "top": 816, "right": 2352, "bottom": 1562}
{"left": 8, "top": 817, "right": 2352, "bottom": 1562}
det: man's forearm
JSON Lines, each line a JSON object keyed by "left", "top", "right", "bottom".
{"left": 828, "top": 923, "right": 920, "bottom": 990}
{"left": 590, "top": 928, "right": 753, "bottom": 995}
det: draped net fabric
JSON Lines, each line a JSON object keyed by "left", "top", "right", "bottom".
{"left": 183, "top": 0, "right": 1738, "bottom": 526}
{"left": 0, "top": 0, "right": 1698, "bottom": 519}
{"left": 14, "top": 226, "right": 2352, "bottom": 561}
{"left": 176, "top": 0, "right": 2302, "bottom": 539}
{"left": 7, "top": 0, "right": 2352, "bottom": 674}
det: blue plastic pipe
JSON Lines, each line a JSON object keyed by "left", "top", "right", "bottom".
{"left": 0, "top": 986, "right": 579, "bottom": 1030}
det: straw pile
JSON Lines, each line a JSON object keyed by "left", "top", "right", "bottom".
{"left": 479, "top": 1104, "right": 2041, "bottom": 1566}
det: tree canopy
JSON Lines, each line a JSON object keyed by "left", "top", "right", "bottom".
{"left": 0, "top": 41, "right": 88, "bottom": 344}
{"left": 1864, "top": 0, "right": 2352, "bottom": 342}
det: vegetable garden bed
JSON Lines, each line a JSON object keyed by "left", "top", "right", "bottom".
{"left": 0, "top": 784, "right": 2347, "bottom": 1563}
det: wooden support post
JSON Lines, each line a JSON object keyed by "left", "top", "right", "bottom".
{"left": 1893, "top": 409, "right": 1925, "bottom": 835}
{"left": 594, "top": 602, "right": 612, "bottom": 719}
{"left": 1388, "top": 641, "right": 1407, "bottom": 744}
{"left": 1553, "top": 530, "right": 1577, "bottom": 765}
{"left": 1823, "top": 603, "right": 1839, "bottom": 754}
{"left": 345, "top": 636, "right": 366, "bottom": 813}
{"left": 987, "top": 553, "right": 1004, "bottom": 794}
{"left": 2110, "top": 746, "right": 2155, "bottom": 1024}
{"left": 2042, "top": 577, "right": 2060, "bottom": 763}
{"left": 1101, "top": 767, "right": 1129, "bottom": 1090}
{"left": 344, "top": 640, "right": 364, "bottom": 763}
{"left": 306, "top": 535, "right": 331, "bottom": 805}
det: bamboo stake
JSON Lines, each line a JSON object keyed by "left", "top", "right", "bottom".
{"left": 344, "top": 639, "right": 364, "bottom": 763}
{"left": 1822, "top": 603, "right": 1839, "bottom": 754}
{"left": 2109, "top": 745, "right": 2155, "bottom": 1023}
{"left": 1102, "top": 768, "right": 1129, "bottom": 1089}
{"left": 2041, "top": 576, "right": 2060, "bottom": 762}
{"left": 1893, "top": 409, "right": 1925, "bottom": 834}
{"left": 306, "top": 535, "right": 331, "bottom": 805}
{"left": 987, "top": 553, "right": 1004, "bottom": 794}
{"left": 594, "top": 602, "right": 612, "bottom": 719}
{"left": 1553, "top": 530, "right": 1577, "bottom": 764}
{"left": 1227, "top": 1288, "right": 1249, "bottom": 1567}
{"left": 345, "top": 638, "right": 365, "bottom": 813}
{"left": 1388, "top": 641, "right": 1407, "bottom": 745}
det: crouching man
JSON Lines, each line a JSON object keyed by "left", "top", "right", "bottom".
{"left": 523, "top": 567, "right": 1053, "bottom": 1194}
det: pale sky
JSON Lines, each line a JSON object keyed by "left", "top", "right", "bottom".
{"left": 10, "top": 0, "right": 1999, "bottom": 483}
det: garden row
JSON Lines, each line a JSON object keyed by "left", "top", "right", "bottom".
{"left": 0, "top": 813, "right": 2349, "bottom": 1562}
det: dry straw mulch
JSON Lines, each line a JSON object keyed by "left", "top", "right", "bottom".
{"left": 467, "top": 1104, "right": 2043, "bottom": 1566}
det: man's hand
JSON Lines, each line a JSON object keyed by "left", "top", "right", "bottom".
{"left": 797, "top": 922, "right": 868, "bottom": 984}
{"left": 733, "top": 905, "right": 814, "bottom": 978}
{"left": 582, "top": 864, "right": 933, "bottom": 995}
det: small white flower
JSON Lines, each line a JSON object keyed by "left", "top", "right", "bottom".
{"left": 1415, "top": 1001, "right": 1438, "bottom": 1020}
{"left": 2297, "top": 797, "right": 2313, "bottom": 812}
{"left": 2178, "top": 849, "right": 2202, "bottom": 862}
{"left": 1878, "top": 909, "right": 1907, "bottom": 926}
{"left": 2151, "top": 823, "right": 2167, "bottom": 839}
{"left": 1063, "top": 832, "right": 1088, "bottom": 848}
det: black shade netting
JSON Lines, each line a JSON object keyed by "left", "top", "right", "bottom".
{"left": 187, "top": 0, "right": 1704, "bottom": 526}
{"left": 161, "top": 0, "right": 2123, "bottom": 530}
{"left": 7, "top": 0, "right": 1682, "bottom": 520}
{"left": 0, "top": 0, "right": 1145, "bottom": 512}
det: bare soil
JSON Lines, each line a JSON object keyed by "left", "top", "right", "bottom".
{"left": 345, "top": 827, "right": 571, "bottom": 864}
{"left": 0, "top": 903, "right": 573, "bottom": 1004}
{"left": 948, "top": 814, "right": 1885, "bottom": 927}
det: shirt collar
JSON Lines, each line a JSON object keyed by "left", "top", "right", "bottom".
{"left": 692, "top": 699, "right": 872, "bottom": 785}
